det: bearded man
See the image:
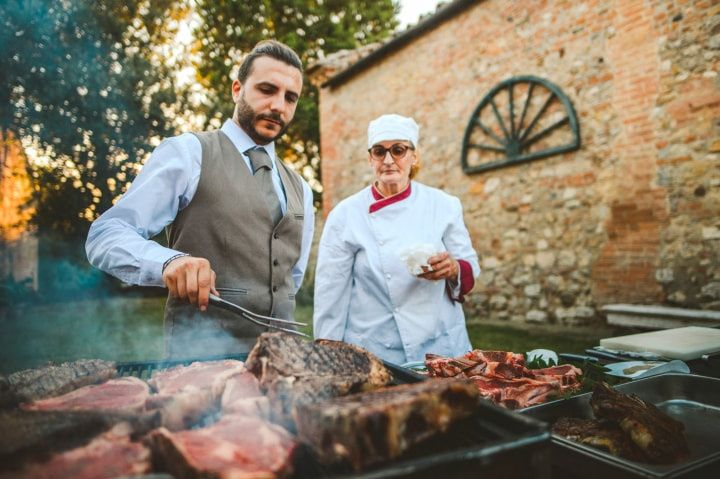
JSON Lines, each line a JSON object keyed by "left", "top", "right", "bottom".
{"left": 86, "top": 40, "right": 314, "bottom": 358}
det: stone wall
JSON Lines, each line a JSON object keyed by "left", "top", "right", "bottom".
{"left": 313, "top": 0, "right": 720, "bottom": 326}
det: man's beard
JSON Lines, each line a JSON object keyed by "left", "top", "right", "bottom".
{"left": 235, "top": 93, "right": 288, "bottom": 144}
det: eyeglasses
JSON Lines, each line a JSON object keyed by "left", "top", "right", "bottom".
{"left": 368, "top": 143, "right": 414, "bottom": 161}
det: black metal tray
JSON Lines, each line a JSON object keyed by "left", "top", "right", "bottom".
{"left": 118, "top": 357, "right": 550, "bottom": 478}
{"left": 521, "top": 373, "right": 720, "bottom": 478}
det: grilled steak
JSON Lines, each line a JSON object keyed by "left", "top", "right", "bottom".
{"left": 1, "top": 423, "right": 151, "bottom": 479}
{"left": 146, "top": 360, "right": 245, "bottom": 430}
{"left": 246, "top": 333, "right": 391, "bottom": 388}
{"left": 148, "top": 414, "right": 297, "bottom": 478}
{"left": 265, "top": 374, "right": 373, "bottom": 429}
{"left": 552, "top": 417, "right": 649, "bottom": 462}
{"left": 22, "top": 377, "right": 151, "bottom": 415}
{"left": 0, "top": 359, "right": 116, "bottom": 409}
{"left": 245, "top": 333, "right": 392, "bottom": 430}
{"left": 590, "top": 382, "right": 689, "bottom": 464}
{"left": 295, "top": 379, "right": 480, "bottom": 471}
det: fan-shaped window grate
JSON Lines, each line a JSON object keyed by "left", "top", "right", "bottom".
{"left": 461, "top": 76, "right": 580, "bottom": 174}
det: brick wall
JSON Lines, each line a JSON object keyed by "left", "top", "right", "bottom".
{"left": 314, "top": 0, "right": 720, "bottom": 325}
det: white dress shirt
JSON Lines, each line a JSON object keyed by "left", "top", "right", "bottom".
{"left": 313, "top": 181, "right": 480, "bottom": 364}
{"left": 86, "top": 120, "right": 315, "bottom": 291}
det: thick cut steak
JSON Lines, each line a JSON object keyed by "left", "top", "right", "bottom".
{"left": 0, "top": 359, "right": 116, "bottom": 409}
{"left": 295, "top": 379, "right": 480, "bottom": 471}
{"left": 590, "top": 382, "right": 689, "bottom": 464}
{"left": 21, "top": 377, "right": 150, "bottom": 415}
{"left": 245, "top": 333, "right": 392, "bottom": 430}
{"left": 552, "top": 417, "right": 649, "bottom": 462}
{"left": 149, "top": 414, "right": 297, "bottom": 478}
{"left": 220, "top": 371, "right": 269, "bottom": 417}
{"left": 245, "top": 333, "right": 391, "bottom": 388}
{"left": 146, "top": 360, "right": 245, "bottom": 430}
{"left": 0, "top": 423, "right": 151, "bottom": 479}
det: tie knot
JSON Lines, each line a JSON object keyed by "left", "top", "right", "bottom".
{"left": 246, "top": 147, "right": 272, "bottom": 174}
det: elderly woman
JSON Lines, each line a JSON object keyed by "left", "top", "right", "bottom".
{"left": 313, "top": 114, "right": 480, "bottom": 364}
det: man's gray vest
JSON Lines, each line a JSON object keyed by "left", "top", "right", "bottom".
{"left": 164, "top": 130, "right": 305, "bottom": 358}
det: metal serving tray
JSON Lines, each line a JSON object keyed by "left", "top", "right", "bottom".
{"left": 521, "top": 373, "right": 720, "bottom": 478}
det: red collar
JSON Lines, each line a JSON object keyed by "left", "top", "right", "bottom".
{"left": 369, "top": 182, "right": 412, "bottom": 213}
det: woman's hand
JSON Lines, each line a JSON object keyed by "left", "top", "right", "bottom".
{"left": 418, "top": 251, "right": 459, "bottom": 282}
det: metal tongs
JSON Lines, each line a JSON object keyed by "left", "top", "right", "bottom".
{"left": 209, "top": 293, "right": 309, "bottom": 337}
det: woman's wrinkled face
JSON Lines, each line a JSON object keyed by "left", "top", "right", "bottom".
{"left": 368, "top": 140, "right": 416, "bottom": 192}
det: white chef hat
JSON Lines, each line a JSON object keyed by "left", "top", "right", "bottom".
{"left": 367, "top": 114, "right": 419, "bottom": 149}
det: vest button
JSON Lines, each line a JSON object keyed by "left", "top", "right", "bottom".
{"left": 273, "top": 259, "right": 279, "bottom": 266}
{"left": 273, "top": 233, "right": 279, "bottom": 239}
{"left": 272, "top": 285, "right": 278, "bottom": 293}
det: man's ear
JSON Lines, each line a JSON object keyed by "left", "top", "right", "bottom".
{"left": 231, "top": 79, "right": 242, "bottom": 102}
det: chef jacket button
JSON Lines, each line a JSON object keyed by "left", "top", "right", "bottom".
{"left": 394, "top": 307, "right": 399, "bottom": 312}
{"left": 386, "top": 274, "right": 391, "bottom": 279}
{"left": 379, "top": 240, "right": 384, "bottom": 245}
{"left": 273, "top": 259, "right": 279, "bottom": 266}
{"left": 272, "top": 285, "right": 278, "bottom": 293}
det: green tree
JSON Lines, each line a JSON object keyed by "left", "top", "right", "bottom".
{"left": 193, "top": 0, "right": 399, "bottom": 201}
{"left": 0, "top": 0, "right": 182, "bottom": 241}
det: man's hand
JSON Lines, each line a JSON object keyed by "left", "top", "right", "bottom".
{"left": 418, "top": 251, "right": 459, "bottom": 282}
{"left": 162, "top": 256, "right": 218, "bottom": 311}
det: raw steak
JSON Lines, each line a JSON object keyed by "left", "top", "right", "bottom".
{"left": 0, "top": 423, "right": 151, "bottom": 479}
{"left": 146, "top": 360, "right": 245, "bottom": 430}
{"left": 149, "top": 414, "right": 297, "bottom": 478}
{"left": 21, "top": 377, "right": 150, "bottom": 415}
{"left": 590, "top": 382, "right": 689, "bottom": 464}
{"left": 0, "top": 359, "right": 116, "bottom": 408}
{"left": 295, "top": 379, "right": 480, "bottom": 471}
{"left": 220, "top": 371, "right": 269, "bottom": 417}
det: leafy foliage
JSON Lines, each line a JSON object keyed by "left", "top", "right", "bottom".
{"left": 192, "top": 0, "right": 399, "bottom": 201}
{"left": 1, "top": 0, "right": 181, "bottom": 239}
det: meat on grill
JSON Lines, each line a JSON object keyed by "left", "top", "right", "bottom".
{"left": 552, "top": 417, "right": 649, "bottom": 462}
{"left": 220, "top": 370, "right": 269, "bottom": 418}
{"left": 425, "top": 350, "right": 582, "bottom": 409}
{"left": 146, "top": 360, "right": 246, "bottom": 430}
{"left": 21, "top": 377, "right": 151, "bottom": 415}
{"left": 245, "top": 333, "right": 392, "bottom": 429}
{"left": 590, "top": 382, "right": 690, "bottom": 464}
{"left": 295, "top": 379, "right": 480, "bottom": 471}
{"left": 246, "top": 333, "right": 391, "bottom": 388}
{"left": 0, "top": 359, "right": 117, "bottom": 409}
{"left": 1, "top": 423, "right": 151, "bottom": 479}
{"left": 265, "top": 374, "right": 374, "bottom": 429}
{"left": 148, "top": 414, "right": 297, "bottom": 478}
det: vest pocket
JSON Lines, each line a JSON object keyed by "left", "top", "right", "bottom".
{"left": 287, "top": 293, "right": 295, "bottom": 300}
{"left": 293, "top": 213, "right": 304, "bottom": 220}
{"left": 216, "top": 287, "right": 249, "bottom": 295}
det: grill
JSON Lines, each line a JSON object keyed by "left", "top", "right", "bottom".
{"left": 117, "top": 356, "right": 551, "bottom": 478}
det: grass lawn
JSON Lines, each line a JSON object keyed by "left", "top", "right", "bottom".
{"left": 0, "top": 296, "right": 600, "bottom": 374}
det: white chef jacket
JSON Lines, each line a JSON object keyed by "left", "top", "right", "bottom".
{"left": 313, "top": 181, "right": 480, "bottom": 364}
{"left": 86, "top": 119, "right": 315, "bottom": 290}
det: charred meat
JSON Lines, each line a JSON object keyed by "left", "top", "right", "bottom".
{"left": 0, "top": 359, "right": 116, "bottom": 409}
{"left": 295, "top": 379, "right": 480, "bottom": 471}
{"left": 552, "top": 417, "right": 649, "bottom": 462}
{"left": 590, "top": 382, "right": 689, "bottom": 464}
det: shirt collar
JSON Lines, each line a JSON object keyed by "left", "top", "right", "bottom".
{"left": 369, "top": 182, "right": 412, "bottom": 213}
{"left": 221, "top": 119, "right": 277, "bottom": 163}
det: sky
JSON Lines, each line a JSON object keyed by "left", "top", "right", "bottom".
{"left": 397, "top": 0, "right": 445, "bottom": 29}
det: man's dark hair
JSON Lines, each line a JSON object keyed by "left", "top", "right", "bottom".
{"left": 237, "top": 40, "right": 303, "bottom": 83}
